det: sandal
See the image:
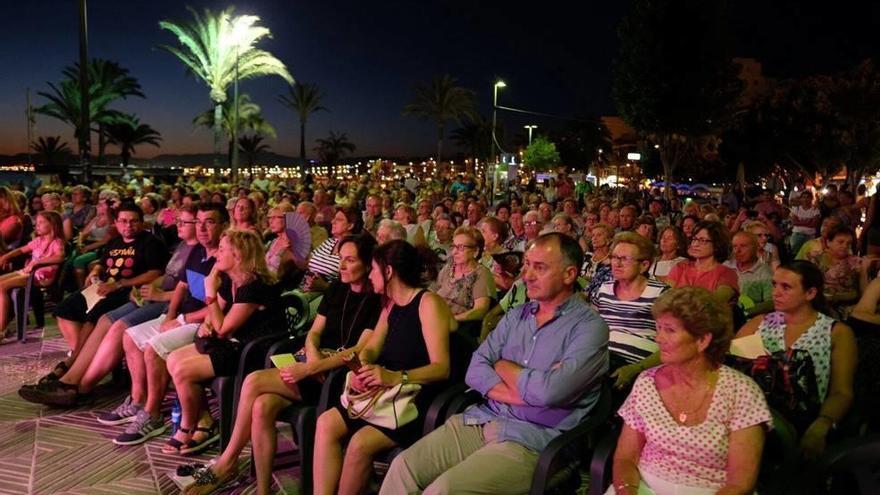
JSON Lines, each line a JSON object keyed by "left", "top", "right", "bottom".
{"left": 175, "top": 462, "right": 205, "bottom": 477}
{"left": 180, "top": 422, "right": 220, "bottom": 455}
{"left": 185, "top": 464, "right": 238, "bottom": 495}
{"left": 162, "top": 427, "right": 196, "bottom": 454}
{"left": 37, "top": 361, "right": 69, "bottom": 385}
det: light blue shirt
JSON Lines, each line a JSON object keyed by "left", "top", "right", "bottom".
{"left": 464, "top": 293, "right": 609, "bottom": 452}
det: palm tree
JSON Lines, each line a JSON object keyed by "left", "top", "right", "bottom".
{"left": 32, "top": 136, "right": 72, "bottom": 168}
{"left": 193, "top": 93, "right": 276, "bottom": 166}
{"left": 238, "top": 134, "right": 271, "bottom": 171}
{"left": 402, "top": 74, "right": 477, "bottom": 162}
{"left": 451, "top": 115, "right": 498, "bottom": 163}
{"left": 62, "top": 59, "right": 145, "bottom": 164}
{"left": 278, "top": 82, "right": 328, "bottom": 168}
{"left": 36, "top": 60, "right": 144, "bottom": 163}
{"left": 158, "top": 6, "right": 294, "bottom": 173}
{"left": 104, "top": 116, "right": 162, "bottom": 167}
{"left": 314, "top": 131, "right": 356, "bottom": 171}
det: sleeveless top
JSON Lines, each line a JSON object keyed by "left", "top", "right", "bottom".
{"left": 378, "top": 290, "right": 430, "bottom": 371}
{"left": 757, "top": 311, "right": 834, "bottom": 401}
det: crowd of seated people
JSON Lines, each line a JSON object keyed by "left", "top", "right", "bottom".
{"left": 4, "top": 171, "right": 880, "bottom": 494}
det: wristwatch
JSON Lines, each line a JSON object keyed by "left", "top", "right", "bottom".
{"left": 400, "top": 370, "right": 409, "bottom": 385}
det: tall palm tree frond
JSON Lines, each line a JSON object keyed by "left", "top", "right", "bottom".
{"left": 402, "top": 74, "right": 477, "bottom": 161}
{"left": 193, "top": 93, "right": 277, "bottom": 139}
{"left": 314, "top": 131, "right": 356, "bottom": 166}
{"left": 105, "top": 116, "right": 162, "bottom": 166}
{"left": 278, "top": 82, "right": 328, "bottom": 166}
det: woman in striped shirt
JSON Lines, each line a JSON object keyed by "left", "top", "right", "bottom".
{"left": 303, "top": 206, "right": 364, "bottom": 294}
{"left": 595, "top": 232, "right": 668, "bottom": 391}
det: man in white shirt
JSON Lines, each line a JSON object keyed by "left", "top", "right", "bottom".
{"left": 790, "top": 190, "right": 821, "bottom": 256}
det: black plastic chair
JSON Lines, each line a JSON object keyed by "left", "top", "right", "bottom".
{"left": 11, "top": 260, "right": 64, "bottom": 342}
{"left": 210, "top": 291, "right": 302, "bottom": 450}
{"left": 819, "top": 434, "right": 880, "bottom": 494}
{"left": 529, "top": 383, "right": 612, "bottom": 495}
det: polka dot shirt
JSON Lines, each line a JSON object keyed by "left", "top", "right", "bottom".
{"left": 618, "top": 365, "right": 773, "bottom": 490}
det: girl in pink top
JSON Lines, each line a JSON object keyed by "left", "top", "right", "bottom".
{"left": 0, "top": 211, "right": 65, "bottom": 335}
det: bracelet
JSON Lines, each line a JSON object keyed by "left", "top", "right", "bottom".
{"left": 818, "top": 414, "right": 837, "bottom": 429}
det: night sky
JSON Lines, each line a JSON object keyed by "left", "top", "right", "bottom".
{"left": 1, "top": 0, "right": 878, "bottom": 159}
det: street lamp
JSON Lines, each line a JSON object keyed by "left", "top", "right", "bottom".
{"left": 491, "top": 80, "right": 506, "bottom": 164}
{"left": 524, "top": 124, "right": 538, "bottom": 146}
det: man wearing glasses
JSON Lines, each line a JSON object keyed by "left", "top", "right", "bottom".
{"left": 21, "top": 203, "right": 167, "bottom": 406}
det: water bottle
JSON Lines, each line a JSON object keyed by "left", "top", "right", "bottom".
{"left": 171, "top": 399, "right": 181, "bottom": 435}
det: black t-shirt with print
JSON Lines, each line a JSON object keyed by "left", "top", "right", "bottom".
{"left": 100, "top": 231, "right": 167, "bottom": 284}
{"left": 179, "top": 244, "right": 216, "bottom": 315}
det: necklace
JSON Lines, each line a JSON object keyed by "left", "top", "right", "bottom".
{"left": 339, "top": 287, "right": 367, "bottom": 351}
{"left": 674, "top": 370, "right": 718, "bottom": 424}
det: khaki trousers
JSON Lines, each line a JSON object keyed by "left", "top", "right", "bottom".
{"left": 379, "top": 414, "right": 539, "bottom": 495}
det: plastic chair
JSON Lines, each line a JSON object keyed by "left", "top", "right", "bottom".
{"left": 11, "top": 260, "right": 64, "bottom": 342}
{"left": 819, "top": 434, "right": 880, "bottom": 494}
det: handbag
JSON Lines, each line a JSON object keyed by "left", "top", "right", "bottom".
{"left": 339, "top": 371, "right": 421, "bottom": 430}
{"left": 193, "top": 335, "right": 241, "bottom": 356}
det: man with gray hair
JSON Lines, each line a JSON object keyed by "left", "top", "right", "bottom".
{"left": 724, "top": 230, "right": 772, "bottom": 316}
{"left": 376, "top": 219, "right": 407, "bottom": 245}
{"left": 380, "top": 233, "right": 609, "bottom": 494}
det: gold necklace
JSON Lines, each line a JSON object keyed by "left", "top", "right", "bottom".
{"left": 675, "top": 370, "right": 718, "bottom": 424}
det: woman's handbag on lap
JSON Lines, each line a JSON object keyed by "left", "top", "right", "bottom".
{"left": 339, "top": 371, "right": 421, "bottom": 430}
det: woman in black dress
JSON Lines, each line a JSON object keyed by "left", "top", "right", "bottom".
{"left": 164, "top": 229, "right": 282, "bottom": 455}
{"left": 184, "top": 234, "right": 383, "bottom": 494}
{"left": 313, "top": 240, "right": 452, "bottom": 495}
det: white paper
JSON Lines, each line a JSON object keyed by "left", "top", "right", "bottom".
{"left": 729, "top": 333, "right": 769, "bottom": 359}
{"left": 80, "top": 283, "right": 106, "bottom": 313}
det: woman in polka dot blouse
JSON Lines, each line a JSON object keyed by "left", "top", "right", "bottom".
{"left": 610, "top": 287, "right": 772, "bottom": 495}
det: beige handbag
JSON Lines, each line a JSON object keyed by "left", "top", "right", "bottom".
{"left": 339, "top": 371, "right": 421, "bottom": 429}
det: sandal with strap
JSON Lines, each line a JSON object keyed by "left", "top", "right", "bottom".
{"left": 37, "top": 361, "right": 69, "bottom": 385}
{"left": 162, "top": 427, "right": 196, "bottom": 454}
{"left": 180, "top": 422, "right": 220, "bottom": 455}
{"left": 183, "top": 464, "right": 238, "bottom": 495}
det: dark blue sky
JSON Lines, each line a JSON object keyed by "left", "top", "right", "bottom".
{"left": 1, "top": 0, "right": 878, "bottom": 159}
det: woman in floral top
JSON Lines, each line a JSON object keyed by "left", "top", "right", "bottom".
{"left": 815, "top": 225, "right": 863, "bottom": 319}
{"left": 432, "top": 226, "right": 496, "bottom": 331}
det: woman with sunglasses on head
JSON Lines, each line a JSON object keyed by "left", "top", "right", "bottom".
{"left": 667, "top": 220, "right": 739, "bottom": 305}
{"left": 182, "top": 234, "right": 382, "bottom": 495}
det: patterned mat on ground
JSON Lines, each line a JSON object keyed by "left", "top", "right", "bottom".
{"left": 0, "top": 320, "right": 300, "bottom": 495}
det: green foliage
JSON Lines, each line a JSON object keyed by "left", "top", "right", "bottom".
{"left": 35, "top": 59, "right": 143, "bottom": 146}
{"left": 523, "top": 136, "right": 560, "bottom": 171}
{"left": 403, "top": 74, "right": 477, "bottom": 162}
{"left": 612, "top": 0, "right": 742, "bottom": 190}
{"left": 238, "top": 134, "right": 271, "bottom": 167}
{"left": 314, "top": 131, "right": 356, "bottom": 166}
{"left": 159, "top": 6, "right": 293, "bottom": 165}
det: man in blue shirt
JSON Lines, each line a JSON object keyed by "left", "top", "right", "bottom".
{"left": 381, "top": 233, "right": 609, "bottom": 494}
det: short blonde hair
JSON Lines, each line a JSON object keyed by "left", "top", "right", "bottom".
{"left": 611, "top": 231, "right": 655, "bottom": 261}
{"left": 652, "top": 286, "right": 733, "bottom": 366}
{"left": 453, "top": 225, "right": 485, "bottom": 258}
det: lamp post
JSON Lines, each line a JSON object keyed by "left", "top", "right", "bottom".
{"left": 524, "top": 124, "right": 537, "bottom": 146}
{"left": 231, "top": 46, "right": 239, "bottom": 181}
{"left": 78, "top": 0, "right": 91, "bottom": 182}
{"left": 491, "top": 80, "right": 506, "bottom": 165}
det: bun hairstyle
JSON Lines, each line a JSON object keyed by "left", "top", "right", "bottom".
{"left": 372, "top": 239, "right": 440, "bottom": 291}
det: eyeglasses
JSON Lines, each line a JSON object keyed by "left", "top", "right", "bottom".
{"left": 610, "top": 255, "right": 645, "bottom": 265}
{"left": 690, "top": 237, "right": 713, "bottom": 245}
{"left": 452, "top": 243, "right": 477, "bottom": 251}
{"left": 176, "top": 220, "right": 197, "bottom": 226}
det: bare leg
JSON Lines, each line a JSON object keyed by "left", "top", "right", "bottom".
{"left": 166, "top": 345, "right": 213, "bottom": 445}
{"left": 313, "top": 408, "right": 350, "bottom": 495}
{"left": 0, "top": 273, "right": 27, "bottom": 332}
{"left": 337, "top": 426, "right": 395, "bottom": 495}
{"left": 59, "top": 316, "right": 112, "bottom": 385}
{"left": 55, "top": 317, "right": 82, "bottom": 359}
{"left": 144, "top": 345, "right": 170, "bottom": 417}
{"left": 252, "top": 393, "right": 293, "bottom": 495}
{"left": 123, "top": 333, "right": 147, "bottom": 405}
{"left": 77, "top": 320, "right": 129, "bottom": 393}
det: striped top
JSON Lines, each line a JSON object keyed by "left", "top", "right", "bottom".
{"left": 595, "top": 278, "right": 669, "bottom": 363}
{"left": 307, "top": 237, "right": 340, "bottom": 282}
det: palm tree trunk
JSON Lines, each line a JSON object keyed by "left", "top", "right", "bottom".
{"left": 299, "top": 119, "right": 307, "bottom": 169}
{"left": 213, "top": 103, "right": 223, "bottom": 175}
{"left": 97, "top": 123, "right": 106, "bottom": 165}
{"left": 436, "top": 123, "right": 444, "bottom": 163}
